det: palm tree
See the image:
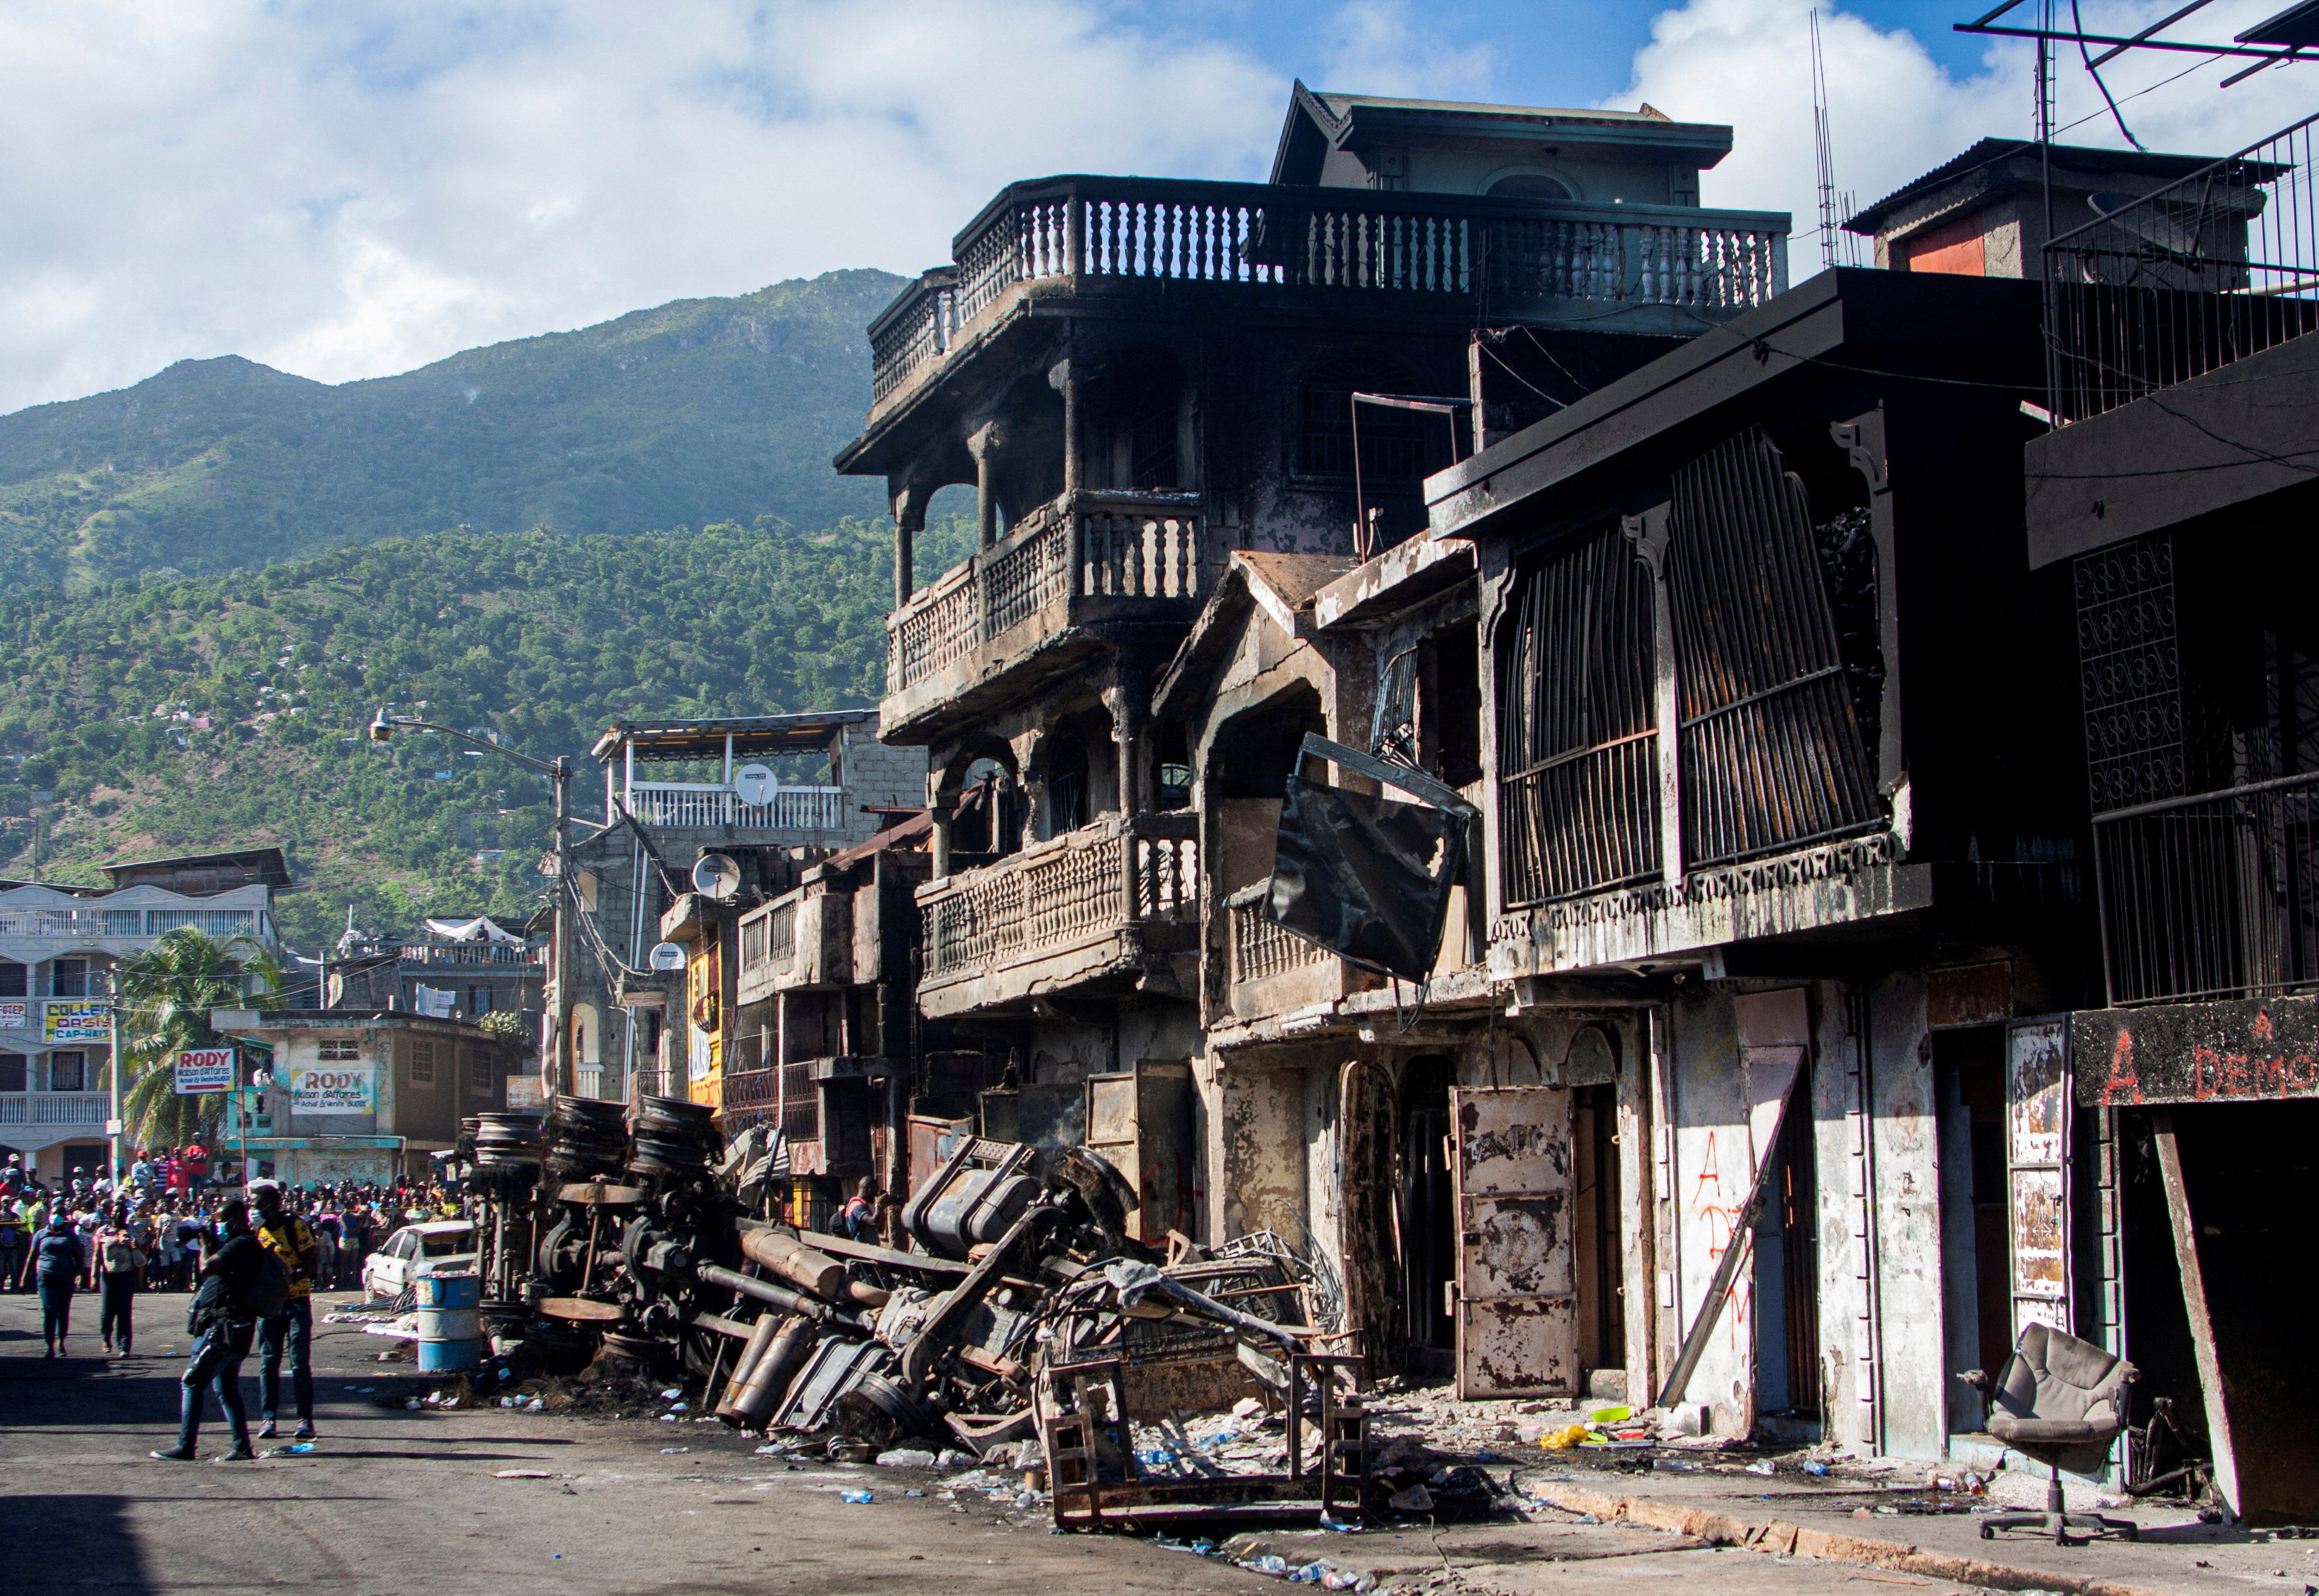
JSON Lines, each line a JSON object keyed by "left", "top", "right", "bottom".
{"left": 116, "top": 928, "right": 284, "bottom": 1148}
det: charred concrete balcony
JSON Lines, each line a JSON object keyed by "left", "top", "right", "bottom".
{"left": 916, "top": 811, "right": 1197, "bottom": 1019}
{"left": 864, "top": 175, "right": 1790, "bottom": 420}
{"left": 883, "top": 487, "right": 1202, "bottom": 743}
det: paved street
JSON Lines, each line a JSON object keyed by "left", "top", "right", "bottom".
{"left": 6, "top": 1284, "right": 2291, "bottom": 1596}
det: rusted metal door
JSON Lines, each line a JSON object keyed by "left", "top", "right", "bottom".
{"left": 2004, "top": 1019, "right": 2071, "bottom": 1340}
{"left": 1450, "top": 1084, "right": 1577, "bottom": 1399}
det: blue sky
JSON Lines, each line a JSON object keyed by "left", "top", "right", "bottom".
{"left": 0, "top": 0, "right": 2308, "bottom": 414}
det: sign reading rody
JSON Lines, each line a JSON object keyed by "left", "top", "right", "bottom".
{"left": 288, "top": 1062, "right": 375, "bottom": 1114}
{"left": 43, "top": 1000, "right": 109, "bottom": 1043}
{"left": 173, "top": 1048, "right": 235, "bottom": 1094}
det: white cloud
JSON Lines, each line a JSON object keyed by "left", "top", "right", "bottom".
{"left": 1317, "top": 0, "right": 1498, "bottom": 100}
{"left": 10, "top": 0, "right": 2315, "bottom": 416}
{"left": 0, "top": 0, "right": 1285, "bottom": 413}
{"left": 1619, "top": 0, "right": 2319, "bottom": 261}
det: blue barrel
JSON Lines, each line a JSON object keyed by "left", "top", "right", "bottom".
{"left": 415, "top": 1274, "right": 481, "bottom": 1310}
{"left": 415, "top": 1273, "right": 483, "bottom": 1370}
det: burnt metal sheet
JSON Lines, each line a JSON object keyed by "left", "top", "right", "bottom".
{"left": 1268, "top": 775, "right": 1464, "bottom": 982}
{"left": 2073, "top": 993, "right": 2319, "bottom": 1106}
{"left": 1451, "top": 1085, "right": 1577, "bottom": 1399}
{"left": 2005, "top": 1019, "right": 2072, "bottom": 1339}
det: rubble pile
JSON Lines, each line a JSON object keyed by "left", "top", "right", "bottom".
{"left": 445, "top": 1100, "right": 1371, "bottom": 1527}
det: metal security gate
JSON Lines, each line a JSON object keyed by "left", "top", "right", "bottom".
{"left": 1450, "top": 1085, "right": 1578, "bottom": 1398}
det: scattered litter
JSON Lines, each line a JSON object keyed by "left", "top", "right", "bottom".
{"left": 1747, "top": 1460, "right": 1777, "bottom": 1476}
{"left": 840, "top": 1489, "right": 874, "bottom": 1505}
{"left": 660, "top": 1446, "right": 690, "bottom": 1455}
{"left": 494, "top": 1469, "right": 554, "bottom": 1478}
{"left": 877, "top": 1449, "right": 938, "bottom": 1468}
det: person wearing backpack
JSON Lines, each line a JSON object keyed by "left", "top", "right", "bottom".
{"left": 93, "top": 1201, "right": 148, "bottom": 1356}
{"left": 248, "top": 1180, "right": 317, "bottom": 1441}
{"left": 151, "top": 1196, "right": 264, "bottom": 1461}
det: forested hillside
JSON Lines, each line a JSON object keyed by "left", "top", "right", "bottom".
{"left": 0, "top": 517, "right": 969, "bottom": 951}
{"left": 0, "top": 270, "right": 904, "bottom": 588}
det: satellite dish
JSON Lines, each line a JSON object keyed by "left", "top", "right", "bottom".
{"left": 733, "top": 762, "right": 775, "bottom": 807}
{"left": 691, "top": 852, "right": 743, "bottom": 901}
{"left": 647, "top": 941, "right": 688, "bottom": 973}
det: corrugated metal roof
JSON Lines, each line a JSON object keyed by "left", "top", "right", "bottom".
{"left": 591, "top": 710, "right": 874, "bottom": 764}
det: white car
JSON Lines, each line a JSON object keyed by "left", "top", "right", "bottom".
{"left": 361, "top": 1220, "right": 479, "bottom": 1299}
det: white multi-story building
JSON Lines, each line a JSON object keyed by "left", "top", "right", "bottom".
{"left": 0, "top": 848, "right": 287, "bottom": 1182}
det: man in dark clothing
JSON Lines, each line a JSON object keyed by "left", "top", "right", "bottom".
{"left": 33, "top": 1212, "right": 83, "bottom": 1356}
{"left": 150, "top": 1197, "right": 261, "bottom": 1462}
{"left": 250, "top": 1180, "right": 318, "bottom": 1440}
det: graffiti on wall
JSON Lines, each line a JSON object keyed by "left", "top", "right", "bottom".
{"left": 2073, "top": 995, "right": 2319, "bottom": 1107}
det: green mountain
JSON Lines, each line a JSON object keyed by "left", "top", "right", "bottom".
{"left": 0, "top": 518, "right": 972, "bottom": 954}
{"left": 0, "top": 269, "right": 906, "bottom": 588}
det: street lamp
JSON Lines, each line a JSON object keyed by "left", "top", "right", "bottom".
{"left": 369, "top": 708, "right": 575, "bottom": 1099}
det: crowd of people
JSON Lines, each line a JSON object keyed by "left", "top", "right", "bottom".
{"left": 4, "top": 1150, "right": 475, "bottom": 1462}
{"left": 0, "top": 1151, "right": 466, "bottom": 1351}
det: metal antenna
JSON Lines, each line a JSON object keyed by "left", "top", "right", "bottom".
{"left": 1812, "top": 10, "right": 1841, "bottom": 270}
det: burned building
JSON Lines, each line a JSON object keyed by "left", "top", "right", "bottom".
{"left": 2021, "top": 113, "right": 2319, "bottom": 1525}
{"left": 834, "top": 86, "right": 1794, "bottom": 1315}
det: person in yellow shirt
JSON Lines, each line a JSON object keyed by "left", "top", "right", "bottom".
{"left": 249, "top": 1182, "right": 318, "bottom": 1441}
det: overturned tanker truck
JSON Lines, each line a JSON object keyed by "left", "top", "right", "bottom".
{"left": 453, "top": 1095, "right": 1372, "bottom": 1527}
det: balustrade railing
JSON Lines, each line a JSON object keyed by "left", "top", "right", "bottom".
{"left": 0, "top": 1092, "right": 110, "bottom": 1125}
{"left": 395, "top": 942, "right": 543, "bottom": 967}
{"left": 867, "top": 175, "right": 1789, "bottom": 401}
{"left": 620, "top": 783, "right": 847, "bottom": 831}
{"left": 0, "top": 907, "right": 260, "bottom": 939}
{"left": 888, "top": 491, "right": 1203, "bottom": 695}
{"left": 1226, "top": 887, "right": 1333, "bottom": 986}
{"left": 920, "top": 813, "right": 1198, "bottom": 984}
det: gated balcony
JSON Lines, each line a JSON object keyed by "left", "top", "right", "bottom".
{"left": 885, "top": 488, "right": 1204, "bottom": 734}
{"left": 2045, "top": 113, "right": 2319, "bottom": 423}
{"left": 2094, "top": 768, "right": 2319, "bottom": 1007}
{"left": 917, "top": 812, "right": 1198, "bottom": 1019}
{"left": 868, "top": 175, "right": 1790, "bottom": 414}
{"left": 617, "top": 782, "right": 848, "bottom": 832}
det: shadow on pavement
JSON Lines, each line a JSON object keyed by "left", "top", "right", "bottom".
{"left": 12, "top": 1497, "right": 156, "bottom": 1595}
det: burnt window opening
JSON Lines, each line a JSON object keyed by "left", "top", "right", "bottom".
{"left": 958, "top": 758, "right": 1021, "bottom": 856}
{"left": 1814, "top": 506, "right": 1885, "bottom": 759}
{"left": 1773, "top": 419, "right": 1885, "bottom": 773}
{"left": 1668, "top": 427, "right": 1881, "bottom": 869}
{"left": 1208, "top": 685, "right": 1326, "bottom": 802}
{"left": 1432, "top": 619, "right": 1484, "bottom": 788}
{"left": 1154, "top": 721, "right": 1192, "bottom": 811}
{"left": 1497, "top": 525, "right": 1660, "bottom": 908}
{"left": 1373, "top": 649, "right": 1419, "bottom": 766}
{"left": 1374, "top": 623, "right": 1482, "bottom": 789}
{"left": 1128, "top": 383, "right": 1182, "bottom": 489}
{"left": 1295, "top": 357, "right": 1445, "bottom": 483}
{"left": 1047, "top": 740, "right": 1089, "bottom": 835}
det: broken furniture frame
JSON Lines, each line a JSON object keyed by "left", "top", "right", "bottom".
{"left": 1039, "top": 1351, "right": 1368, "bottom": 1530}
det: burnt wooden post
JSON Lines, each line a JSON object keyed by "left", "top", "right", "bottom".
{"left": 891, "top": 483, "right": 926, "bottom": 609}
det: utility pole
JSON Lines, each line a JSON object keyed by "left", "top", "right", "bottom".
{"left": 107, "top": 995, "right": 123, "bottom": 1185}
{"left": 369, "top": 708, "right": 575, "bottom": 1099}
